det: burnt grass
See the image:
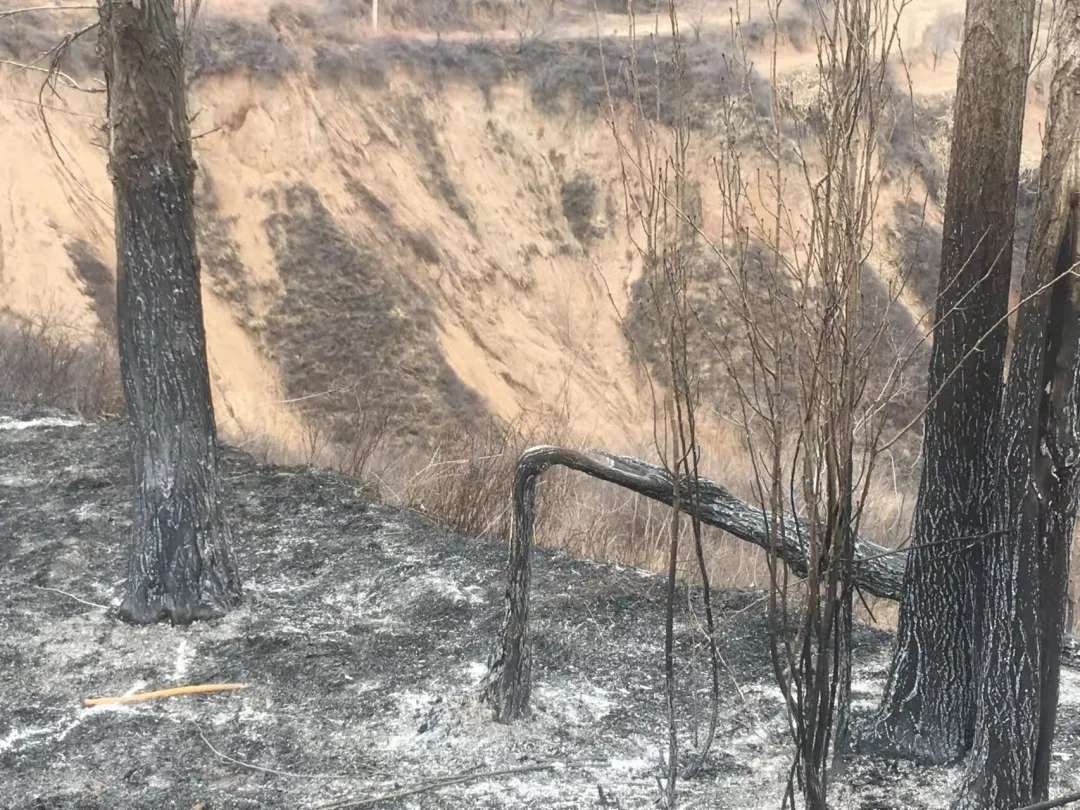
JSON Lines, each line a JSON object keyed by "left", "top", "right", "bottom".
{"left": 2, "top": 413, "right": 1080, "bottom": 808}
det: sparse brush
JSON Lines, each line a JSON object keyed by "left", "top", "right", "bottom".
{"left": 561, "top": 172, "right": 599, "bottom": 243}
{"left": 400, "top": 418, "right": 538, "bottom": 539}
{"left": 0, "top": 312, "right": 122, "bottom": 419}
{"left": 187, "top": 17, "right": 297, "bottom": 79}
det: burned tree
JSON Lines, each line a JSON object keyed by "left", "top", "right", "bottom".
{"left": 480, "top": 447, "right": 1080, "bottom": 719}
{"left": 98, "top": 0, "right": 241, "bottom": 624}
{"left": 501, "top": 2, "right": 901, "bottom": 801}
{"left": 956, "top": 10, "right": 1080, "bottom": 804}
{"left": 482, "top": 447, "right": 895, "bottom": 724}
{"left": 484, "top": 1, "right": 1080, "bottom": 801}
{"left": 868, "top": 0, "right": 1036, "bottom": 764}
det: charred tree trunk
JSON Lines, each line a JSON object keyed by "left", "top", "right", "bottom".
{"left": 955, "top": 17, "right": 1080, "bottom": 805}
{"left": 870, "top": 0, "right": 1036, "bottom": 763}
{"left": 481, "top": 446, "right": 1080, "bottom": 722}
{"left": 481, "top": 451, "right": 540, "bottom": 721}
{"left": 99, "top": 1, "right": 241, "bottom": 625}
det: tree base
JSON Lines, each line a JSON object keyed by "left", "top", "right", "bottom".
{"left": 855, "top": 710, "right": 967, "bottom": 766}
{"left": 480, "top": 653, "right": 532, "bottom": 723}
{"left": 117, "top": 590, "right": 240, "bottom": 626}
{"left": 949, "top": 763, "right": 1036, "bottom": 810}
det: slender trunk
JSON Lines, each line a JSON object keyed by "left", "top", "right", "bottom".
{"left": 870, "top": 0, "right": 1035, "bottom": 763}
{"left": 99, "top": 0, "right": 241, "bottom": 624}
{"left": 663, "top": 424, "right": 680, "bottom": 806}
{"left": 481, "top": 456, "right": 538, "bottom": 721}
{"left": 956, "top": 15, "right": 1080, "bottom": 803}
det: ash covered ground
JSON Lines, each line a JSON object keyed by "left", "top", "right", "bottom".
{"left": 1, "top": 413, "right": 1078, "bottom": 809}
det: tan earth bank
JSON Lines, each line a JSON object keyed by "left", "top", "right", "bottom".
{"left": 0, "top": 0, "right": 1044, "bottom": 469}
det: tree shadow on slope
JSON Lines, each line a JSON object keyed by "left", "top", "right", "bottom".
{"left": 624, "top": 243, "right": 930, "bottom": 465}
{"left": 887, "top": 199, "right": 942, "bottom": 318}
{"left": 194, "top": 174, "right": 260, "bottom": 325}
{"left": 263, "top": 183, "right": 485, "bottom": 444}
{"left": 65, "top": 240, "right": 115, "bottom": 332}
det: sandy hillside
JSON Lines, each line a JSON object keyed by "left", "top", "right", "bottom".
{"left": 0, "top": 0, "right": 1045, "bottom": 463}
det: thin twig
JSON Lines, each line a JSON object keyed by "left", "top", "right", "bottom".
{"left": 0, "top": 5, "right": 96, "bottom": 19}
{"left": 881, "top": 264, "right": 1080, "bottom": 450}
{"left": 0, "top": 58, "right": 103, "bottom": 92}
{"left": 2, "top": 96, "right": 101, "bottom": 119}
{"left": 317, "top": 763, "right": 558, "bottom": 809}
{"left": 84, "top": 683, "right": 250, "bottom": 707}
{"left": 33, "top": 584, "right": 108, "bottom": 609}
{"left": 855, "top": 529, "right": 1008, "bottom": 563}
{"left": 1015, "top": 792, "right": 1080, "bottom": 810}
{"left": 36, "top": 21, "right": 113, "bottom": 214}
{"left": 194, "top": 722, "right": 366, "bottom": 780}
{"left": 279, "top": 385, "right": 355, "bottom": 405}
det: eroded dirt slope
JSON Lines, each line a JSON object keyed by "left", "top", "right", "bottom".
{"left": 2, "top": 0, "right": 1030, "bottom": 461}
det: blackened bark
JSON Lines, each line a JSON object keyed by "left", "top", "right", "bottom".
{"left": 481, "top": 446, "right": 1080, "bottom": 721}
{"left": 99, "top": 1, "right": 241, "bottom": 624}
{"left": 955, "top": 16, "right": 1080, "bottom": 804}
{"left": 481, "top": 453, "right": 539, "bottom": 721}
{"left": 871, "top": 0, "right": 1036, "bottom": 764}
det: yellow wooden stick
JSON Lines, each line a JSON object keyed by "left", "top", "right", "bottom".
{"left": 83, "top": 683, "right": 251, "bottom": 707}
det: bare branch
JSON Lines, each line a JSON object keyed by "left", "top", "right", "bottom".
{"left": 0, "top": 4, "right": 95, "bottom": 19}
{"left": 0, "top": 58, "right": 103, "bottom": 93}
{"left": 482, "top": 445, "right": 1080, "bottom": 724}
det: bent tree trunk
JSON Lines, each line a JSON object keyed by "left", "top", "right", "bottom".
{"left": 872, "top": 0, "right": 1036, "bottom": 765}
{"left": 955, "top": 15, "right": 1080, "bottom": 806}
{"left": 481, "top": 447, "right": 1080, "bottom": 722}
{"left": 99, "top": 1, "right": 241, "bottom": 624}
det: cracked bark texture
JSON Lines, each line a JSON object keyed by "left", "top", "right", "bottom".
{"left": 869, "top": 0, "right": 1036, "bottom": 764}
{"left": 955, "top": 10, "right": 1080, "bottom": 804}
{"left": 99, "top": 0, "right": 241, "bottom": 624}
{"left": 481, "top": 447, "right": 1080, "bottom": 722}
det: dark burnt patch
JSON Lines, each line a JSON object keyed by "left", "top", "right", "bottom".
{"left": 1, "top": 412, "right": 1076, "bottom": 808}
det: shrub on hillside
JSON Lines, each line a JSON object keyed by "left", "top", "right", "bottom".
{"left": 0, "top": 17, "right": 100, "bottom": 75}
{"left": 738, "top": 13, "right": 812, "bottom": 51}
{"left": 884, "top": 82, "right": 950, "bottom": 201}
{"left": 263, "top": 183, "right": 485, "bottom": 443}
{"left": 386, "top": 0, "right": 472, "bottom": 31}
{"left": 315, "top": 38, "right": 509, "bottom": 100}
{"left": 66, "top": 241, "right": 116, "bottom": 329}
{"left": 523, "top": 37, "right": 770, "bottom": 126}
{"left": 561, "top": 172, "right": 598, "bottom": 242}
{"left": 0, "top": 314, "right": 122, "bottom": 418}
{"left": 594, "top": 0, "right": 629, "bottom": 12}
{"left": 188, "top": 17, "right": 297, "bottom": 78}
{"left": 312, "top": 33, "right": 768, "bottom": 128}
